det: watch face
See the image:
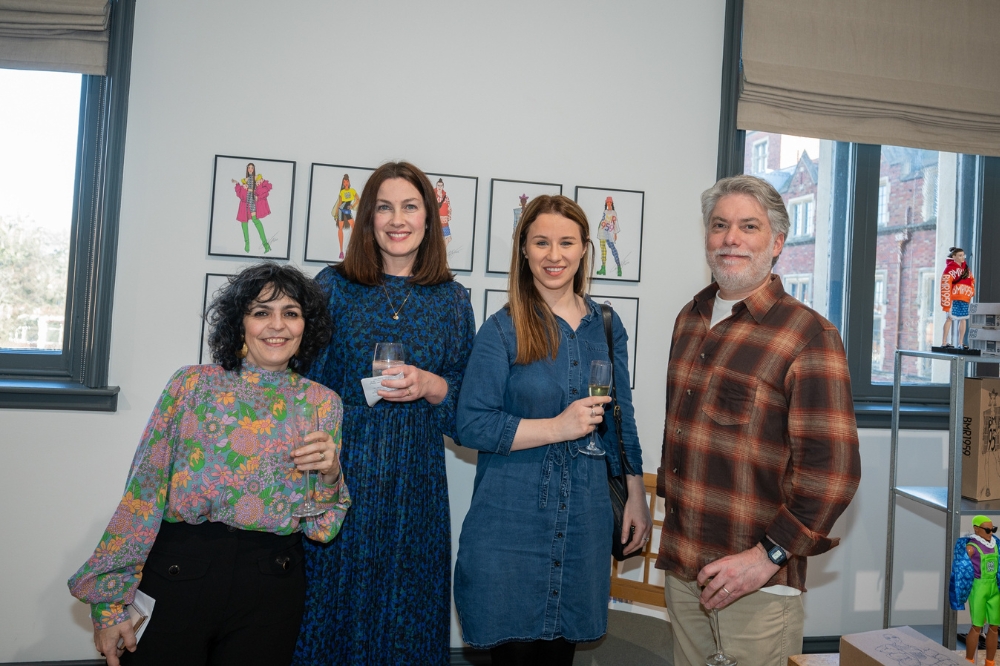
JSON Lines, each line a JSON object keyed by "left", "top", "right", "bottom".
{"left": 769, "top": 550, "right": 783, "bottom": 563}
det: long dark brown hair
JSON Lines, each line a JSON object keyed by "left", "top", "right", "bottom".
{"left": 337, "top": 161, "right": 452, "bottom": 286}
{"left": 508, "top": 195, "right": 593, "bottom": 365}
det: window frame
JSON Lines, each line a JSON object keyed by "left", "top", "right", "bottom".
{"left": 0, "top": 0, "right": 134, "bottom": 411}
{"left": 788, "top": 194, "right": 815, "bottom": 239}
{"left": 717, "top": 0, "right": 1000, "bottom": 429}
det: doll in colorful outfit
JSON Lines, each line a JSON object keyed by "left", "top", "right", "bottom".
{"left": 941, "top": 246, "right": 975, "bottom": 347}
{"left": 232, "top": 162, "right": 273, "bottom": 254}
{"left": 596, "top": 196, "right": 622, "bottom": 277}
{"left": 949, "top": 515, "right": 1000, "bottom": 664}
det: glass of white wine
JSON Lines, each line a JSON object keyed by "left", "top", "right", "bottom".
{"left": 372, "top": 342, "right": 406, "bottom": 389}
{"left": 292, "top": 402, "right": 327, "bottom": 519}
{"left": 581, "top": 359, "right": 610, "bottom": 457}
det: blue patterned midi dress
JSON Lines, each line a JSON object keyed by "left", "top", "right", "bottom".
{"left": 293, "top": 267, "right": 476, "bottom": 666}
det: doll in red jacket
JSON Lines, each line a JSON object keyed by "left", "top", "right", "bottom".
{"left": 941, "top": 247, "right": 975, "bottom": 347}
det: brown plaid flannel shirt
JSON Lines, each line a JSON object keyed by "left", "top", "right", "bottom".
{"left": 655, "top": 275, "right": 861, "bottom": 592}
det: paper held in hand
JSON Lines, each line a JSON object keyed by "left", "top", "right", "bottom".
{"left": 360, "top": 373, "right": 403, "bottom": 407}
{"left": 117, "top": 589, "right": 155, "bottom": 649}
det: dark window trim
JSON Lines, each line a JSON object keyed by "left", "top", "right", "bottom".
{"left": 0, "top": 0, "right": 134, "bottom": 411}
{"left": 715, "top": 0, "right": 1000, "bottom": 429}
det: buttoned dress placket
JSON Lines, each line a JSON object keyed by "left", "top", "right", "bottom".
{"left": 540, "top": 323, "right": 583, "bottom": 638}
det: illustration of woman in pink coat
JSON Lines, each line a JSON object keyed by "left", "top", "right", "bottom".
{"left": 231, "top": 162, "right": 273, "bottom": 253}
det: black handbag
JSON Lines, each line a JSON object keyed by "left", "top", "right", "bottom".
{"left": 601, "top": 304, "right": 641, "bottom": 561}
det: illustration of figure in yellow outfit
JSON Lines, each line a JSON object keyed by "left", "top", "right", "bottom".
{"left": 596, "top": 196, "right": 621, "bottom": 277}
{"left": 333, "top": 174, "right": 359, "bottom": 260}
{"left": 941, "top": 246, "right": 975, "bottom": 347}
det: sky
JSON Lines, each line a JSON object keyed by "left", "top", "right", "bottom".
{"left": 0, "top": 67, "right": 81, "bottom": 234}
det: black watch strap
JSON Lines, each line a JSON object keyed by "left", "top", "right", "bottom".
{"left": 760, "top": 535, "right": 788, "bottom": 566}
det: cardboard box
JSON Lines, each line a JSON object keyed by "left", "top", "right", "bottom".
{"left": 969, "top": 327, "right": 1000, "bottom": 342}
{"left": 839, "top": 626, "right": 965, "bottom": 665}
{"left": 969, "top": 338, "right": 1000, "bottom": 356}
{"left": 968, "top": 328, "right": 1000, "bottom": 355}
{"left": 963, "top": 377, "right": 1000, "bottom": 501}
{"left": 971, "top": 313, "right": 1000, "bottom": 329}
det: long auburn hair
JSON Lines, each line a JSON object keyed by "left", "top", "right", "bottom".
{"left": 337, "top": 161, "right": 452, "bottom": 286}
{"left": 508, "top": 195, "right": 593, "bottom": 365}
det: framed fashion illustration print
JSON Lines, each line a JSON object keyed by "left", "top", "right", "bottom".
{"left": 304, "top": 163, "right": 376, "bottom": 264}
{"left": 590, "top": 294, "right": 639, "bottom": 388}
{"left": 575, "top": 186, "right": 644, "bottom": 282}
{"left": 208, "top": 155, "right": 295, "bottom": 259}
{"left": 486, "top": 178, "right": 562, "bottom": 274}
{"left": 425, "top": 171, "right": 478, "bottom": 272}
{"left": 199, "top": 273, "right": 234, "bottom": 364}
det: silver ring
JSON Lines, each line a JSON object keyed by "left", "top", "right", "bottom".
{"left": 591, "top": 407, "right": 596, "bottom": 417}
{"left": 319, "top": 451, "right": 325, "bottom": 461}
{"left": 722, "top": 587, "right": 731, "bottom": 595}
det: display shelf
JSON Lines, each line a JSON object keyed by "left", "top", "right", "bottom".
{"left": 884, "top": 350, "right": 1000, "bottom": 650}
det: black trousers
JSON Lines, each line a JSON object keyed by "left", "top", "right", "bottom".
{"left": 120, "top": 520, "right": 305, "bottom": 666}
{"left": 490, "top": 638, "right": 577, "bottom": 666}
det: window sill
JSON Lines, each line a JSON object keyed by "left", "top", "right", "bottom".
{"left": 0, "top": 379, "right": 119, "bottom": 411}
{"left": 854, "top": 401, "right": 949, "bottom": 430}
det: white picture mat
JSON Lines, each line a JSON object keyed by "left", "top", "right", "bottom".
{"left": 209, "top": 156, "right": 294, "bottom": 259}
{"left": 487, "top": 179, "right": 562, "bottom": 273}
{"left": 304, "top": 164, "right": 375, "bottom": 263}
{"left": 575, "top": 186, "right": 644, "bottom": 282}
{"left": 426, "top": 172, "right": 478, "bottom": 272}
{"left": 590, "top": 294, "right": 639, "bottom": 388}
{"left": 483, "top": 289, "right": 508, "bottom": 329}
{"left": 199, "top": 273, "right": 233, "bottom": 364}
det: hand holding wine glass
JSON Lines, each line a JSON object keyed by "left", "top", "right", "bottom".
{"left": 372, "top": 342, "right": 406, "bottom": 383}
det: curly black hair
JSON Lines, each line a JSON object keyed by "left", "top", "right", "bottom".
{"left": 206, "top": 262, "right": 332, "bottom": 374}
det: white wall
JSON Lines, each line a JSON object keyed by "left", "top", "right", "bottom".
{"left": 0, "top": 1, "right": 932, "bottom": 661}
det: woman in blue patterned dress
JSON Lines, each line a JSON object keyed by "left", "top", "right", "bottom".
{"left": 293, "top": 162, "right": 476, "bottom": 665}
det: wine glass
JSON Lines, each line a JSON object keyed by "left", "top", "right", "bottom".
{"left": 291, "top": 402, "right": 326, "bottom": 519}
{"left": 581, "top": 360, "right": 611, "bottom": 457}
{"left": 372, "top": 342, "right": 406, "bottom": 386}
{"left": 706, "top": 608, "right": 738, "bottom": 666}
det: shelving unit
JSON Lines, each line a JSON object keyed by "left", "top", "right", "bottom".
{"left": 884, "top": 349, "right": 1000, "bottom": 649}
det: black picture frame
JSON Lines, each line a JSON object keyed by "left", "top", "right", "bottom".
{"left": 575, "top": 186, "right": 644, "bottom": 283}
{"left": 304, "top": 163, "right": 377, "bottom": 264}
{"left": 486, "top": 178, "right": 563, "bottom": 274}
{"left": 198, "top": 273, "right": 234, "bottom": 364}
{"left": 425, "top": 171, "right": 479, "bottom": 272}
{"left": 589, "top": 294, "right": 639, "bottom": 388}
{"left": 208, "top": 155, "right": 295, "bottom": 259}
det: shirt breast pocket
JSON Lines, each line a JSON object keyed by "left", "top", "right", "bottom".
{"left": 702, "top": 368, "right": 758, "bottom": 426}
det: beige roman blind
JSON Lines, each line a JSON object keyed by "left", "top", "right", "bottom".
{"left": 737, "top": 0, "right": 1000, "bottom": 156}
{"left": 0, "top": 0, "right": 110, "bottom": 75}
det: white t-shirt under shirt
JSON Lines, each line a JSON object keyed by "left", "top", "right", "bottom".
{"left": 709, "top": 295, "right": 801, "bottom": 598}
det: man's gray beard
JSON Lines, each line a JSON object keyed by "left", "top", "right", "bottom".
{"left": 706, "top": 249, "right": 774, "bottom": 296}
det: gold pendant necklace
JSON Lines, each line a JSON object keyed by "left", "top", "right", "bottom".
{"left": 382, "top": 282, "right": 413, "bottom": 320}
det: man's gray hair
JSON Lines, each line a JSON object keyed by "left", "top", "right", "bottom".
{"left": 700, "top": 174, "right": 790, "bottom": 239}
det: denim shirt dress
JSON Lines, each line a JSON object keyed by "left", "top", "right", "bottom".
{"left": 453, "top": 298, "right": 642, "bottom": 648}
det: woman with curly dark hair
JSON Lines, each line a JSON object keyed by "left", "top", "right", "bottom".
{"left": 293, "top": 162, "right": 476, "bottom": 666}
{"left": 69, "top": 262, "right": 351, "bottom": 666}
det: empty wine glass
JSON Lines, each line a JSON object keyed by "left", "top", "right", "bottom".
{"left": 372, "top": 342, "right": 406, "bottom": 385}
{"left": 581, "top": 360, "right": 610, "bottom": 457}
{"left": 706, "top": 608, "right": 737, "bottom": 666}
{"left": 292, "top": 402, "right": 326, "bottom": 519}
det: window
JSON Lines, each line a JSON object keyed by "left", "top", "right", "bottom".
{"left": 877, "top": 177, "right": 890, "bottom": 226}
{"left": 873, "top": 270, "right": 887, "bottom": 373}
{"left": 718, "top": 0, "right": 1000, "bottom": 428}
{"left": 784, "top": 274, "right": 813, "bottom": 308}
{"left": 752, "top": 139, "right": 768, "bottom": 174}
{"left": 0, "top": 0, "right": 135, "bottom": 411}
{"left": 789, "top": 195, "right": 814, "bottom": 238}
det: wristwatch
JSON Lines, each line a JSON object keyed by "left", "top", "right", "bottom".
{"left": 760, "top": 536, "right": 788, "bottom": 566}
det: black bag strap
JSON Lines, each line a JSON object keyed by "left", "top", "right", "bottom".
{"left": 601, "top": 304, "right": 633, "bottom": 478}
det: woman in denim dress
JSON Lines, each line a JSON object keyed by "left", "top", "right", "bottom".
{"left": 454, "top": 195, "right": 651, "bottom": 665}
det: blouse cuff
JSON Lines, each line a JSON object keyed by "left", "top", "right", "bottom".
{"left": 91, "top": 601, "right": 129, "bottom": 630}
{"left": 495, "top": 414, "right": 521, "bottom": 456}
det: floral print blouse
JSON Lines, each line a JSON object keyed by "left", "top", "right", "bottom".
{"left": 68, "top": 363, "right": 351, "bottom": 629}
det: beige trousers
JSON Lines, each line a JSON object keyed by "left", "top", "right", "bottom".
{"left": 664, "top": 573, "right": 805, "bottom": 666}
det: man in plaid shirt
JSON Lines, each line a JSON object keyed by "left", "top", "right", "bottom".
{"left": 655, "top": 175, "right": 861, "bottom": 665}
